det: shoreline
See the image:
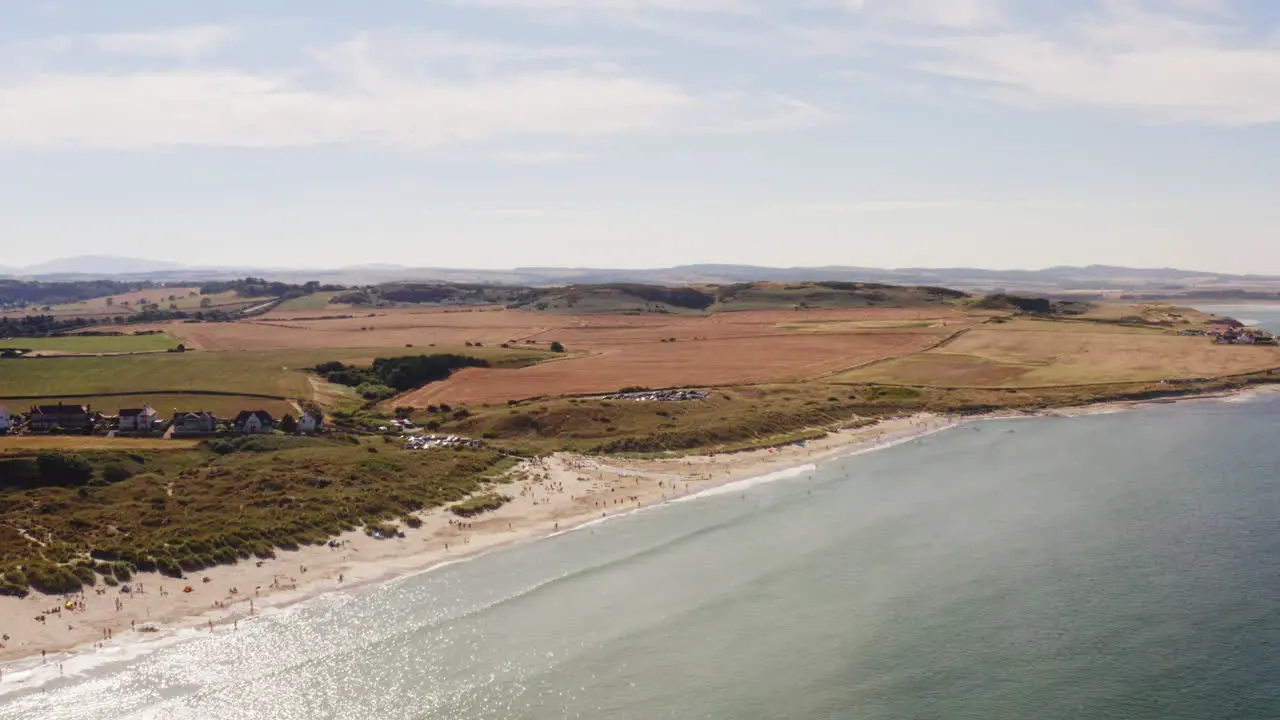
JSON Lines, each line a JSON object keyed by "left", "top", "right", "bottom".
{"left": 3, "top": 383, "right": 1278, "bottom": 686}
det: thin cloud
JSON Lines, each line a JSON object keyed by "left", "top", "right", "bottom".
{"left": 0, "top": 31, "right": 830, "bottom": 149}
{"left": 497, "top": 149, "right": 587, "bottom": 163}
{"left": 775, "top": 199, "right": 999, "bottom": 214}
{"left": 874, "top": 1, "right": 1280, "bottom": 125}
{"left": 92, "top": 25, "right": 239, "bottom": 59}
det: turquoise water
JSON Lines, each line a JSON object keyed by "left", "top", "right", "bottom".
{"left": 3, "top": 306, "right": 1279, "bottom": 719}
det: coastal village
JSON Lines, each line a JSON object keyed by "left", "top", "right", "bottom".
{"left": 1179, "top": 326, "right": 1278, "bottom": 344}
{"left": 0, "top": 404, "right": 321, "bottom": 437}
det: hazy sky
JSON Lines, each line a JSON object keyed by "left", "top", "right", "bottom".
{"left": 2, "top": 0, "right": 1279, "bottom": 272}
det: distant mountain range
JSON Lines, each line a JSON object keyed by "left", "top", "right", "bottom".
{"left": 3, "top": 256, "right": 1280, "bottom": 296}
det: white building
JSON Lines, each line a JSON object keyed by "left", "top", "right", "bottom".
{"left": 118, "top": 406, "right": 159, "bottom": 432}
{"left": 299, "top": 412, "right": 321, "bottom": 434}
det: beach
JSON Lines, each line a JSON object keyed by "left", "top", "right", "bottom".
{"left": 6, "top": 380, "right": 1280, "bottom": 679}
{"left": 5, "top": 391, "right": 1280, "bottom": 718}
{"left": 0, "top": 412, "right": 959, "bottom": 674}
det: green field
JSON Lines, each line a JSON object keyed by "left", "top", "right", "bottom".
{"left": 0, "top": 352, "right": 317, "bottom": 399}
{"left": 1, "top": 333, "right": 181, "bottom": 354}
{"left": 273, "top": 292, "right": 349, "bottom": 313}
{"left": 0, "top": 346, "right": 557, "bottom": 407}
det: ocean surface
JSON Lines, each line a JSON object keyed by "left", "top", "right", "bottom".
{"left": 3, "top": 308, "right": 1280, "bottom": 719}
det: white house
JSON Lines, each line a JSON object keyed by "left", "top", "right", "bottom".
{"left": 0, "top": 407, "right": 10, "bottom": 433}
{"left": 298, "top": 412, "right": 321, "bottom": 434}
{"left": 118, "top": 406, "right": 159, "bottom": 432}
{"left": 233, "top": 410, "right": 276, "bottom": 434}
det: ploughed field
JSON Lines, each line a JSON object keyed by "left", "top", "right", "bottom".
{"left": 382, "top": 308, "right": 973, "bottom": 405}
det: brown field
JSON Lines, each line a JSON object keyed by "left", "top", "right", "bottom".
{"left": 164, "top": 306, "right": 971, "bottom": 352}
{"left": 397, "top": 330, "right": 957, "bottom": 405}
{"left": 12, "top": 301, "right": 1265, "bottom": 414}
{"left": 835, "top": 320, "right": 1280, "bottom": 387}
{"left": 1, "top": 288, "right": 267, "bottom": 320}
{"left": 0, "top": 436, "right": 200, "bottom": 455}
{"left": 158, "top": 308, "right": 561, "bottom": 351}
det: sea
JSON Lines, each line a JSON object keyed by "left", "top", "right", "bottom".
{"left": 2, "top": 307, "right": 1279, "bottom": 719}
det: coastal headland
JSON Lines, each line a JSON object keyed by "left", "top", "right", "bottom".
{"left": 3, "top": 278, "right": 1280, "bottom": 671}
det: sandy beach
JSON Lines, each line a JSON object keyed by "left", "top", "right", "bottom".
{"left": 3, "top": 384, "right": 1272, "bottom": 681}
{"left": 0, "top": 413, "right": 962, "bottom": 676}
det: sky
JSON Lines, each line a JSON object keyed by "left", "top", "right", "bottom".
{"left": 1, "top": 0, "right": 1279, "bottom": 273}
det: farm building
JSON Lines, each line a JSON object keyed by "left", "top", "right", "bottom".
{"left": 27, "top": 403, "right": 93, "bottom": 432}
{"left": 299, "top": 412, "right": 322, "bottom": 434}
{"left": 234, "top": 410, "right": 276, "bottom": 434}
{"left": 118, "top": 405, "right": 159, "bottom": 432}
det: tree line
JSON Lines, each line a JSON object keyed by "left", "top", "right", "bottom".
{"left": 313, "top": 354, "right": 490, "bottom": 400}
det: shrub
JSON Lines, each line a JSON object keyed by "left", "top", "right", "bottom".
{"left": 112, "top": 562, "right": 133, "bottom": 581}
{"left": 102, "top": 464, "right": 134, "bottom": 484}
{"left": 27, "top": 563, "right": 83, "bottom": 594}
{"left": 72, "top": 565, "right": 97, "bottom": 586}
{"left": 403, "top": 515, "right": 424, "bottom": 529}
{"left": 177, "top": 555, "right": 205, "bottom": 572}
{"left": 103, "top": 575, "right": 119, "bottom": 587}
{"left": 550, "top": 341, "right": 565, "bottom": 353}
{"left": 156, "top": 557, "right": 182, "bottom": 577}
{"left": 0, "top": 582, "right": 28, "bottom": 598}
{"left": 450, "top": 493, "right": 511, "bottom": 518}
{"left": 356, "top": 383, "right": 397, "bottom": 400}
{"left": 36, "top": 452, "right": 94, "bottom": 486}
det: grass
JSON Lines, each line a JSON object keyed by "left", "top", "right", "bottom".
{"left": 20, "top": 290, "right": 272, "bottom": 318}
{"left": 0, "top": 438, "right": 510, "bottom": 593}
{"left": 833, "top": 320, "right": 1280, "bottom": 388}
{"left": 424, "top": 386, "right": 894, "bottom": 456}
{"left": 0, "top": 346, "right": 558, "bottom": 417}
{"left": 0, "top": 333, "right": 181, "bottom": 354}
{"left": 273, "top": 292, "right": 350, "bottom": 313}
{"left": 451, "top": 493, "right": 512, "bottom": 517}
{"left": 0, "top": 352, "right": 318, "bottom": 399}
{"left": 0, "top": 436, "right": 200, "bottom": 456}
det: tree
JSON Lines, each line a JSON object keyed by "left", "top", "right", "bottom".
{"left": 550, "top": 341, "right": 566, "bottom": 353}
{"left": 279, "top": 414, "right": 299, "bottom": 433}
{"left": 105, "top": 297, "right": 114, "bottom": 307}
{"left": 36, "top": 453, "right": 94, "bottom": 486}
{"left": 199, "top": 297, "right": 213, "bottom": 308}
